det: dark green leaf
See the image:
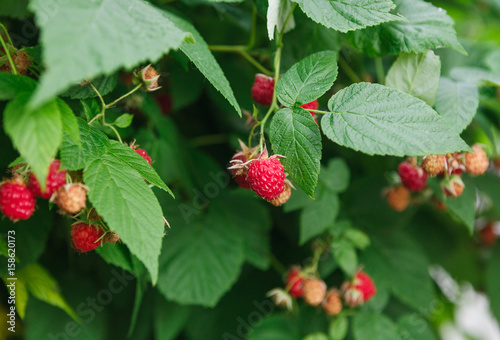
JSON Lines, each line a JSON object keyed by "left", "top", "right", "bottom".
{"left": 353, "top": 312, "right": 400, "bottom": 340}
{"left": 154, "top": 296, "right": 191, "bottom": 340}
{"left": 319, "top": 158, "right": 350, "bottom": 193}
{"left": 61, "top": 74, "right": 118, "bottom": 99}
{"left": 332, "top": 238, "right": 358, "bottom": 276}
{"left": 0, "top": 0, "right": 29, "bottom": 18}
{"left": 247, "top": 315, "right": 301, "bottom": 340}
{"left": 96, "top": 243, "right": 134, "bottom": 274}
{"left": 300, "top": 190, "right": 339, "bottom": 245}
{"left": 398, "top": 314, "right": 439, "bottom": 340}
{"left": 487, "top": 243, "right": 500, "bottom": 323}
{"left": 344, "top": 229, "right": 370, "bottom": 250}
{"left": 57, "top": 98, "right": 81, "bottom": 146}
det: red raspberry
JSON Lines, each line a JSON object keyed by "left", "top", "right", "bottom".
{"left": 228, "top": 140, "right": 259, "bottom": 189}
{"left": 422, "top": 155, "right": 446, "bottom": 176}
{"left": 0, "top": 176, "right": 36, "bottom": 221}
{"left": 268, "top": 182, "right": 292, "bottom": 206}
{"left": 386, "top": 185, "right": 410, "bottom": 212}
{"left": 465, "top": 144, "right": 489, "bottom": 175}
{"left": 251, "top": 74, "right": 275, "bottom": 106}
{"left": 247, "top": 157, "right": 285, "bottom": 200}
{"left": 479, "top": 223, "right": 497, "bottom": 246}
{"left": 322, "top": 290, "right": 343, "bottom": 316}
{"left": 71, "top": 223, "right": 104, "bottom": 253}
{"left": 342, "top": 271, "right": 377, "bottom": 307}
{"left": 302, "top": 278, "right": 327, "bottom": 306}
{"left": 154, "top": 93, "right": 172, "bottom": 115}
{"left": 135, "top": 148, "right": 152, "bottom": 165}
{"left": 301, "top": 100, "right": 319, "bottom": 122}
{"left": 398, "top": 162, "right": 427, "bottom": 191}
{"left": 30, "top": 159, "right": 67, "bottom": 199}
{"left": 55, "top": 183, "right": 87, "bottom": 214}
{"left": 285, "top": 266, "right": 305, "bottom": 298}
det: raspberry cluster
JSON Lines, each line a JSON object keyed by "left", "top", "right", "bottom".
{"left": 385, "top": 144, "right": 490, "bottom": 212}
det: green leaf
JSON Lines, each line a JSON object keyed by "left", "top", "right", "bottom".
{"left": 57, "top": 98, "right": 81, "bottom": 146}
{"left": 344, "top": 229, "right": 370, "bottom": 250}
{"left": 113, "top": 113, "right": 134, "bottom": 128}
{"left": 84, "top": 155, "right": 164, "bottom": 285}
{"left": 157, "top": 210, "right": 245, "bottom": 307}
{"left": 347, "top": 0, "right": 466, "bottom": 57}
{"left": 108, "top": 141, "right": 173, "bottom": 196}
{"left": 353, "top": 312, "right": 400, "bottom": 340}
{"left": 0, "top": 73, "right": 37, "bottom": 100}
{"left": 0, "top": 0, "right": 29, "bottom": 18}
{"left": 17, "top": 264, "right": 80, "bottom": 322}
{"left": 276, "top": 51, "right": 338, "bottom": 107}
{"left": 435, "top": 77, "right": 479, "bottom": 133}
{"left": 61, "top": 74, "right": 118, "bottom": 100}
{"left": 96, "top": 243, "right": 134, "bottom": 274}
{"left": 450, "top": 67, "right": 500, "bottom": 87}
{"left": 154, "top": 296, "right": 191, "bottom": 340}
{"left": 16, "top": 280, "right": 28, "bottom": 319}
{"left": 28, "top": 0, "right": 190, "bottom": 108}
{"left": 321, "top": 82, "right": 470, "bottom": 156}
{"left": 270, "top": 108, "right": 322, "bottom": 197}
{"left": 487, "top": 243, "right": 500, "bottom": 323}
{"left": 163, "top": 11, "right": 242, "bottom": 116}
{"left": 360, "top": 231, "right": 435, "bottom": 313}
{"left": 329, "top": 316, "right": 349, "bottom": 340}
{"left": 60, "top": 118, "right": 110, "bottom": 171}
{"left": 303, "top": 333, "right": 329, "bottom": 340}
{"left": 398, "top": 314, "right": 439, "bottom": 340}
{"left": 300, "top": 190, "right": 339, "bottom": 245}
{"left": 284, "top": 186, "right": 314, "bottom": 212}
{"left": 248, "top": 315, "right": 301, "bottom": 340}
{"left": 267, "top": 0, "right": 296, "bottom": 40}
{"left": 332, "top": 238, "right": 358, "bottom": 276}
{"left": 293, "top": 0, "right": 402, "bottom": 33}
{"left": 319, "top": 158, "right": 350, "bottom": 193}
{"left": 386, "top": 51, "right": 441, "bottom": 106}
{"left": 4, "top": 93, "right": 62, "bottom": 187}
{"left": 444, "top": 177, "right": 476, "bottom": 234}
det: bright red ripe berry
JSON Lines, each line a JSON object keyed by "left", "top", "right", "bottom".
{"left": 0, "top": 176, "right": 36, "bottom": 221}
{"left": 398, "top": 162, "right": 427, "bottom": 191}
{"left": 300, "top": 100, "right": 319, "bottom": 113}
{"left": 251, "top": 74, "right": 275, "bottom": 106}
{"left": 479, "top": 223, "right": 497, "bottom": 246}
{"left": 247, "top": 157, "right": 285, "bottom": 200}
{"left": 342, "top": 271, "right": 376, "bottom": 307}
{"left": 30, "top": 159, "right": 67, "bottom": 199}
{"left": 285, "top": 266, "right": 305, "bottom": 298}
{"left": 135, "top": 149, "right": 152, "bottom": 165}
{"left": 71, "top": 223, "right": 104, "bottom": 253}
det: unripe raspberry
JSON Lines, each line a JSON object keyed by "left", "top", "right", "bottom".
{"left": 133, "top": 65, "right": 161, "bottom": 92}
{"left": 302, "top": 278, "right": 327, "bottom": 306}
{"left": 465, "top": 144, "right": 489, "bottom": 175}
{"left": 445, "top": 152, "right": 465, "bottom": 176}
{"left": 30, "top": 159, "right": 67, "bottom": 199}
{"left": 247, "top": 156, "right": 286, "bottom": 200}
{"left": 0, "top": 176, "right": 36, "bottom": 221}
{"left": 55, "top": 183, "right": 87, "bottom": 214}
{"left": 268, "top": 183, "right": 292, "bottom": 206}
{"left": 322, "top": 290, "right": 343, "bottom": 316}
{"left": 285, "top": 266, "right": 305, "bottom": 298}
{"left": 71, "top": 223, "right": 104, "bottom": 253}
{"left": 228, "top": 140, "right": 259, "bottom": 189}
{"left": 267, "top": 288, "right": 292, "bottom": 310}
{"left": 342, "top": 271, "right": 377, "bottom": 307}
{"left": 0, "top": 51, "right": 32, "bottom": 75}
{"left": 422, "top": 155, "right": 446, "bottom": 176}
{"left": 442, "top": 175, "right": 465, "bottom": 198}
{"left": 103, "top": 231, "right": 121, "bottom": 244}
{"left": 398, "top": 161, "right": 427, "bottom": 191}
{"left": 385, "top": 186, "right": 410, "bottom": 212}
{"left": 251, "top": 74, "right": 275, "bottom": 106}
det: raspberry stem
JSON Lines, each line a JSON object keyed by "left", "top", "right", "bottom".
{"left": 375, "top": 57, "right": 385, "bottom": 85}
{"left": 338, "top": 56, "right": 362, "bottom": 84}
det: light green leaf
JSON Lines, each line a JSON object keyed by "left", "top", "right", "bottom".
{"left": 108, "top": 141, "right": 173, "bottom": 196}
{"left": 4, "top": 93, "right": 62, "bottom": 187}
{"left": 398, "top": 314, "right": 439, "bottom": 340}
{"left": 84, "top": 155, "right": 164, "bottom": 285}
{"left": 435, "top": 77, "right": 479, "bottom": 133}
{"left": 332, "top": 238, "right": 358, "bottom": 276}
{"left": 16, "top": 280, "right": 28, "bottom": 319}
{"left": 444, "top": 177, "right": 476, "bottom": 234}
{"left": 17, "top": 264, "right": 80, "bottom": 322}
{"left": 267, "top": 0, "right": 296, "bottom": 40}
{"left": 450, "top": 67, "right": 500, "bottom": 87}
{"left": 60, "top": 118, "right": 110, "bottom": 170}
{"left": 347, "top": 0, "right": 466, "bottom": 57}
{"left": 61, "top": 74, "right": 118, "bottom": 100}
{"left": 28, "top": 0, "right": 189, "bottom": 108}
{"left": 329, "top": 316, "right": 349, "bottom": 340}
{"left": 276, "top": 51, "right": 338, "bottom": 107}
{"left": 163, "top": 11, "right": 241, "bottom": 116}
{"left": 300, "top": 190, "right": 339, "bottom": 245}
{"left": 321, "top": 82, "right": 470, "bottom": 156}
{"left": 57, "top": 99, "right": 80, "bottom": 146}
{"left": 344, "top": 229, "right": 370, "bottom": 250}
{"left": 319, "top": 158, "right": 350, "bottom": 193}
{"left": 270, "top": 108, "right": 322, "bottom": 197}
{"left": 293, "top": 0, "right": 402, "bottom": 33}
{"left": 96, "top": 243, "right": 134, "bottom": 274}
{"left": 386, "top": 51, "right": 441, "bottom": 106}
{"left": 157, "top": 211, "right": 245, "bottom": 307}
{"left": 0, "top": 73, "right": 37, "bottom": 100}
{"left": 303, "top": 333, "right": 329, "bottom": 340}
{"left": 113, "top": 113, "right": 134, "bottom": 128}
{"left": 353, "top": 312, "right": 400, "bottom": 340}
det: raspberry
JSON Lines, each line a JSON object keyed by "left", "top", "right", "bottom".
{"left": 479, "top": 223, "right": 497, "bottom": 246}
{"left": 0, "top": 51, "right": 32, "bottom": 75}
{"left": 135, "top": 149, "right": 152, "bottom": 165}
{"left": 251, "top": 74, "right": 275, "bottom": 106}
{"left": 422, "top": 155, "right": 446, "bottom": 176}
{"left": 302, "top": 278, "right": 327, "bottom": 306}
{"left": 445, "top": 152, "right": 465, "bottom": 176}
{"left": 386, "top": 186, "right": 410, "bottom": 212}
{"left": 398, "top": 162, "right": 427, "bottom": 191}
{"left": 228, "top": 141, "right": 259, "bottom": 189}
{"left": 133, "top": 65, "right": 161, "bottom": 92}
{"left": 55, "top": 184, "right": 87, "bottom": 214}
{"left": 247, "top": 156, "right": 286, "bottom": 200}
{"left": 301, "top": 100, "right": 319, "bottom": 122}
{"left": 30, "top": 159, "right": 67, "bottom": 199}
{"left": 154, "top": 93, "right": 172, "bottom": 115}
{"left": 268, "top": 182, "right": 292, "bottom": 206}
{"left": 0, "top": 176, "right": 36, "bottom": 221}
{"left": 267, "top": 288, "right": 292, "bottom": 310}
{"left": 342, "top": 271, "right": 376, "bottom": 307}
{"left": 442, "top": 175, "right": 465, "bottom": 198}
{"left": 465, "top": 144, "right": 489, "bottom": 175}
{"left": 103, "top": 231, "right": 121, "bottom": 244}
{"left": 322, "top": 290, "right": 343, "bottom": 316}
{"left": 285, "top": 266, "right": 305, "bottom": 298}
{"left": 71, "top": 223, "right": 104, "bottom": 253}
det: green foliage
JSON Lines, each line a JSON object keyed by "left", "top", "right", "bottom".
{"left": 353, "top": 312, "right": 400, "bottom": 340}
{"left": 0, "top": 73, "right": 37, "bottom": 100}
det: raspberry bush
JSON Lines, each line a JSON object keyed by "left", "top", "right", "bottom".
{"left": 1, "top": 1, "right": 500, "bottom": 339}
